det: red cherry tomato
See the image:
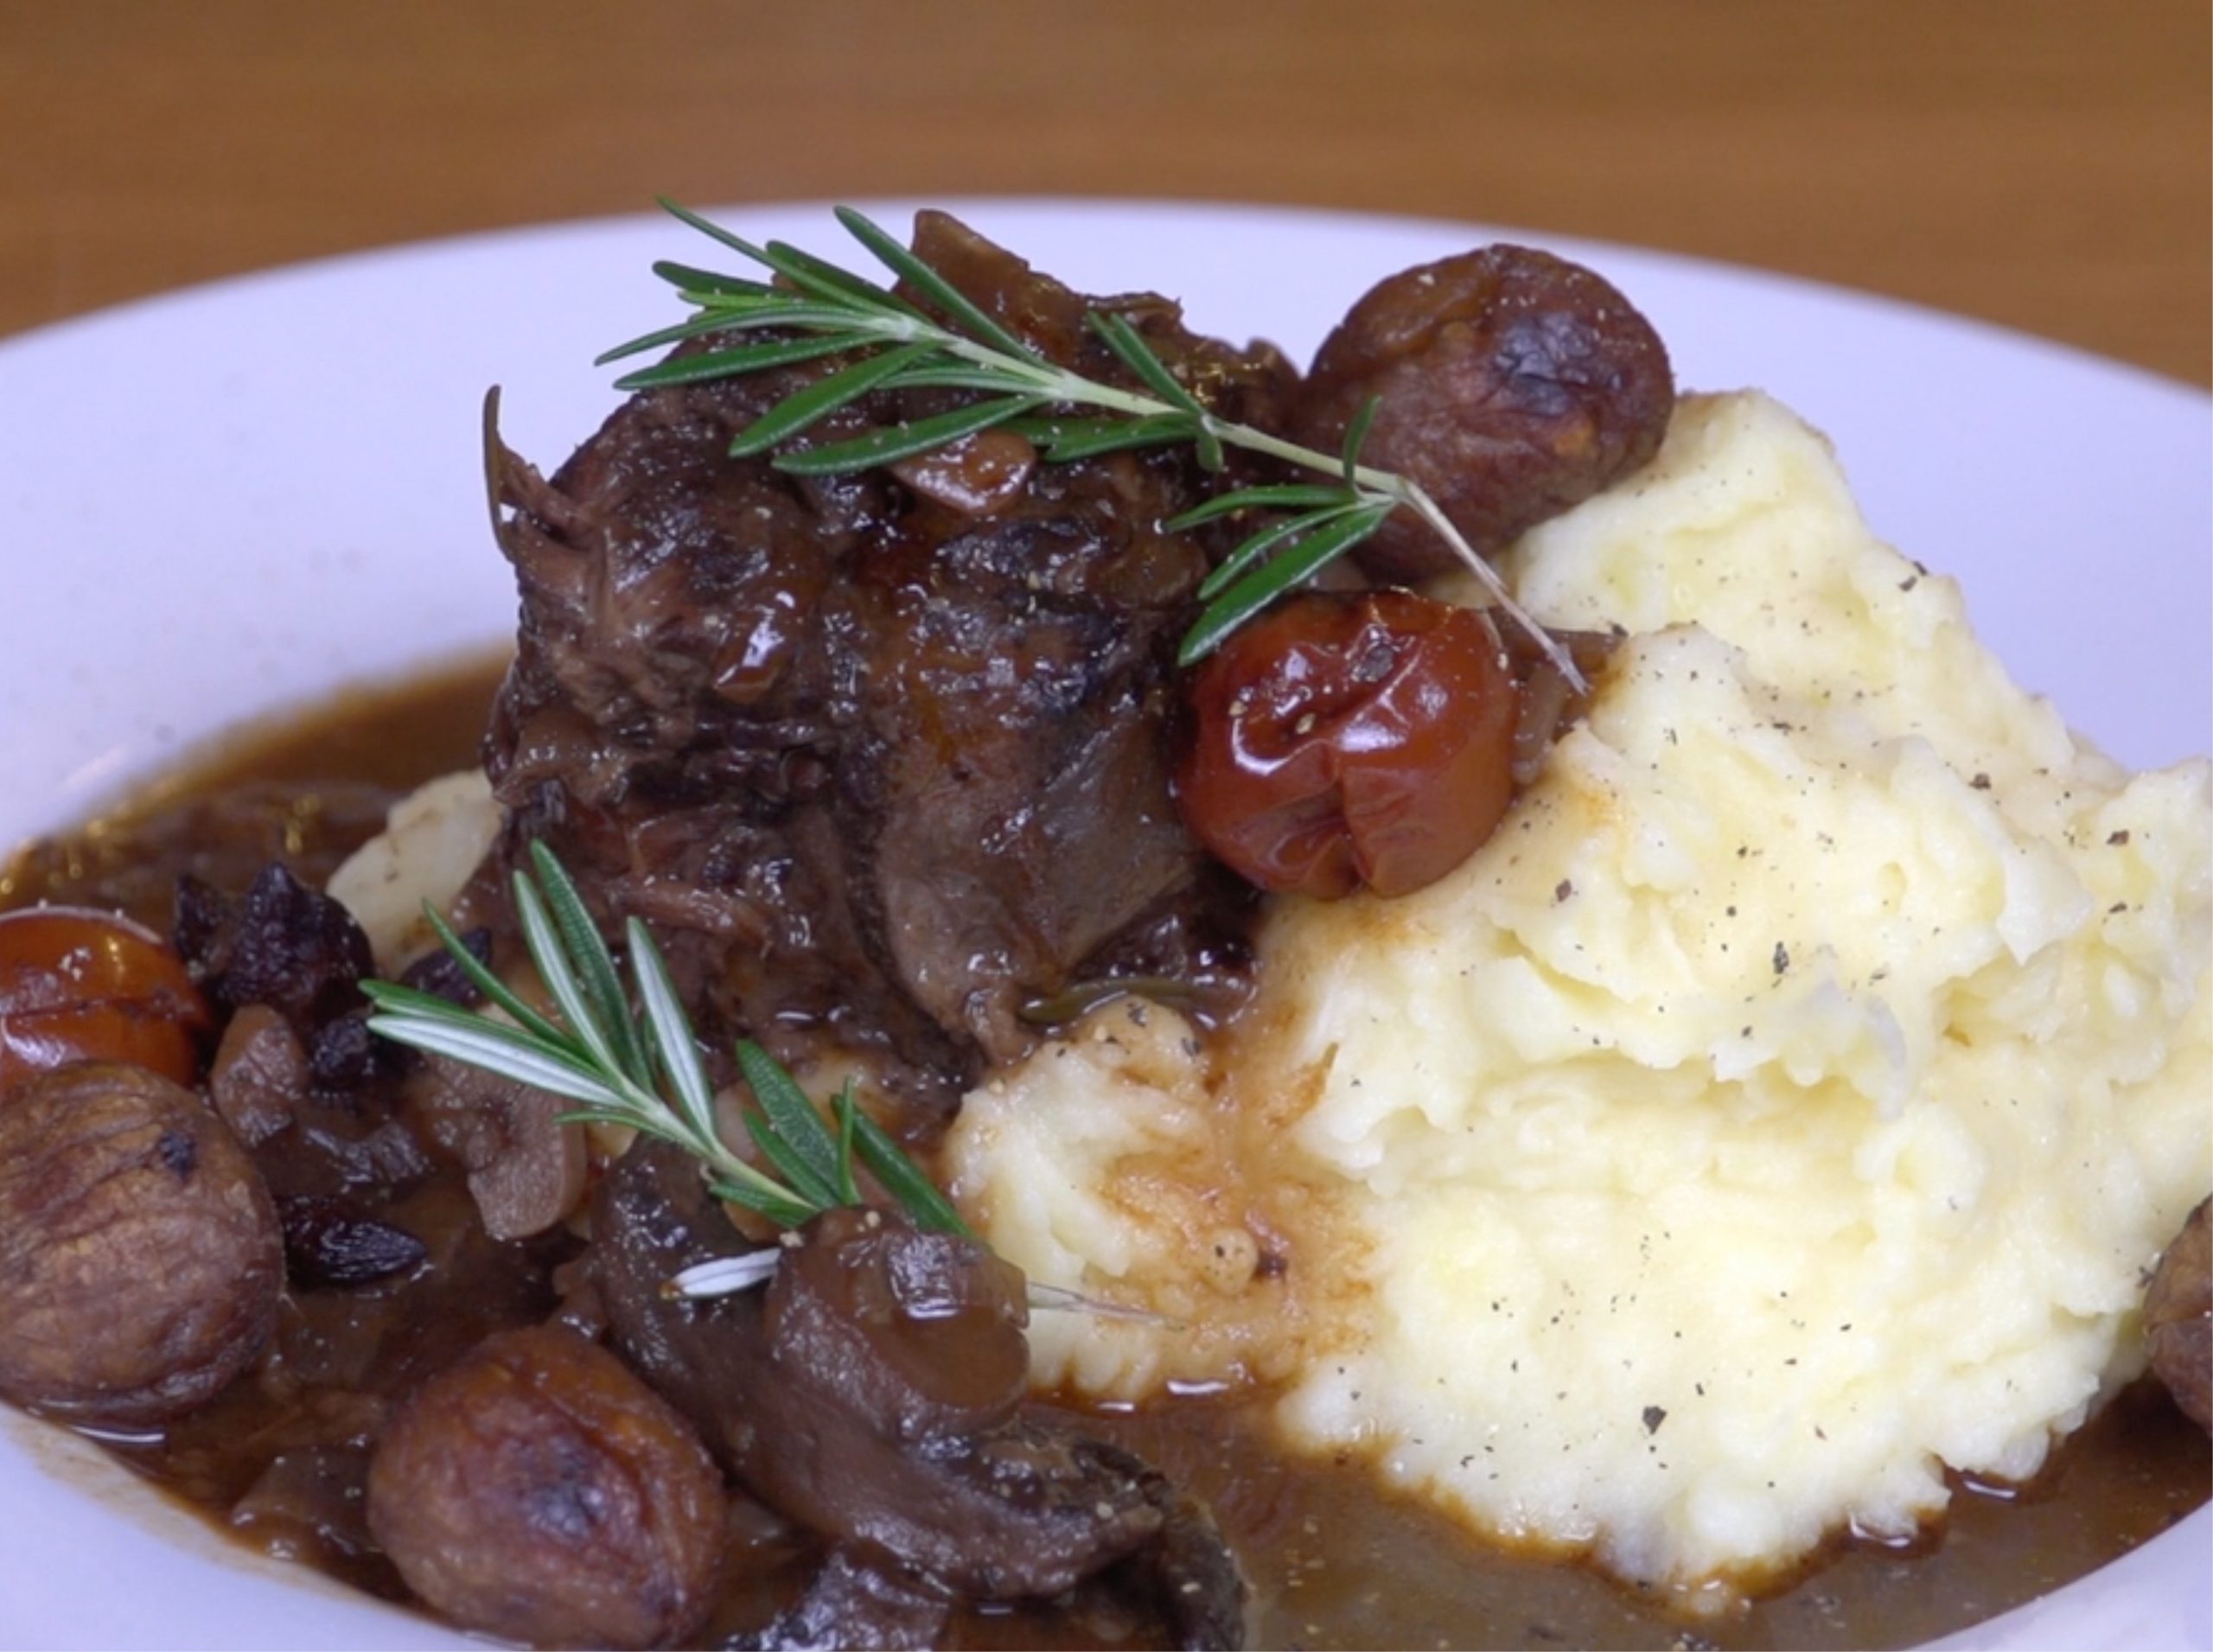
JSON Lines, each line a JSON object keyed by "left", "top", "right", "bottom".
{"left": 0, "top": 908, "right": 212, "bottom": 1093}
{"left": 1177, "top": 590, "right": 1521, "bottom": 899}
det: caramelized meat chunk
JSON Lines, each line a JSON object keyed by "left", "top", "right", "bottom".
{"left": 0, "top": 1062, "right": 281, "bottom": 1425}
{"left": 767, "top": 1204, "right": 1033, "bottom": 1444}
{"left": 1097, "top": 1470, "right": 1252, "bottom": 1651}
{"left": 485, "top": 211, "right": 1285, "bottom": 1113}
{"left": 749, "top": 1204, "right": 1161, "bottom": 1596}
{"left": 2146, "top": 1196, "right": 2210, "bottom": 1432}
{"left": 1294, "top": 243, "right": 1672, "bottom": 580}
{"left": 586, "top": 1141, "right": 1246, "bottom": 1640}
{"left": 589, "top": 1144, "right": 1156, "bottom": 1595}
{"left": 366, "top": 1324, "right": 727, "bottom": 1650}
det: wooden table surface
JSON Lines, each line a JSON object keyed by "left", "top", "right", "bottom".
{"left": 1, "top": 1, "right": 2206, "bottom": 387}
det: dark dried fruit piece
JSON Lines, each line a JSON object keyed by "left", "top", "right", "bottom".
{"left": 174, "top": 864, "right": 374, "bottom": 1034}
{"left": 395, "top": 926, "right": 494, "bottom": 1009}
{"left": 277, "top": 1194, "right": 429, "bottom": 1289}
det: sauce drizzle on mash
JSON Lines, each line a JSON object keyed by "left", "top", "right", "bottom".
{"left": 948, "top": 389, "right": 2212, "bottom": 1609}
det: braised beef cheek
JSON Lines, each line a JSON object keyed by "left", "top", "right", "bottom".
{"left": 484, "top": 212, "right": 1289, "bottom": 1117}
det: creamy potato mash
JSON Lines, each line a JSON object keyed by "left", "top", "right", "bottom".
{"left": 947, "top": 392, "right": 2212, "bottom": 1600}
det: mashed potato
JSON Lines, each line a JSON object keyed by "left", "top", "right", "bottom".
{"left": 946, "top": 391, "right": 2212, "bottom": 1603}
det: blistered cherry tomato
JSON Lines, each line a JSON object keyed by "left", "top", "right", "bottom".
{"left": 0, "top": 908, "right": 211, "bottom": 1093}
{"left": 1177, "top": 590, "right": 1520, "bottom": 899}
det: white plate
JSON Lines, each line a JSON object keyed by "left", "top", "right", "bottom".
{"left": 0, "top": 201, "right": 2205, "bottom": 1651}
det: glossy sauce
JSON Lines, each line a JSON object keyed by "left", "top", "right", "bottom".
{"left": 3, "top": 658, "right": 2205, "bottom": 1650}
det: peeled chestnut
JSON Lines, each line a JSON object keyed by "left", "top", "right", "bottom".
{"left": 367, "top": 1324, "right": 726, "bottom": 1649}
{"left": 0, "top": 1062, "right": 281, "bottom": 1425}
{"left": 1293, "top": 243, "right": 1673, "bottom": 581}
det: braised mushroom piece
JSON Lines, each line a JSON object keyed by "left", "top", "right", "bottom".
{"left": 406, "top": 1053, "right": 588, "bottom": 1241}
{"left": 366, "top": 1323, "right": 728, "bottom": 1650}
{"left": 586, "top": 1139, "right": 1249, "bottom": 1643}
{"left": 0, "top": 1061, "right": 282, "bottom": 1425}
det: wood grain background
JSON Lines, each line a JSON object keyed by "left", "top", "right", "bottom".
{"left": 1, "top": 1, "right": 2205, "bottom": 385}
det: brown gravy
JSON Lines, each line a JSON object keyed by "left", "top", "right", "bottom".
{"left": 3, "top": 660, "right": 2206, "bottom": 1650}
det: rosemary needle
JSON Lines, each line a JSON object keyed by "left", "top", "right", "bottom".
{"left": 361, "top": 845, "right": 1162, "bottom": 1321}
{"left": 599, "top": 201, "right": 1583, "bottom": 689}
{"left": 362, "top": 844, "right": 970, "bottom": 1270}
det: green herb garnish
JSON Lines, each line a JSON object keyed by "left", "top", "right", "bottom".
{"left": 360, "top": 842, "right": 971, "bottom": 1260}
{"left": 598, "top": 201, "right": 1578, "bottom": 685}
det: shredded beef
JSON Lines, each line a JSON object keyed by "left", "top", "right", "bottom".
{"left": 484, "top": 211, "right": 1288, "bottom": 1119}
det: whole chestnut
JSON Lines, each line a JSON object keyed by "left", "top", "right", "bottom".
{"left": 0, "top": 1062, "right": 282, "bottom": 1425}
{"left": 1293, "top": 243, "right": 1673, "bottom": 581}
{"left": 367, "top": 1324, "right": 726, "bottom": 1649}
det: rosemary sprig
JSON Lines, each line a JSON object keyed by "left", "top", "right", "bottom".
{"left": 599, "top": 201, "right": 1580, "bottom": 686}
{"left": 360, "top": 843, "right": 972, "bottom": 1283}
